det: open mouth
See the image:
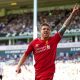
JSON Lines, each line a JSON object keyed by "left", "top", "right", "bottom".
{"left": 44, "top": 32, "right": 48, "bottom": 34}
{"left": 44, "top": 33, "right": 48, "bottom": 35}
{"left": 44, "top": 32, "right": 49, "bottom": 36}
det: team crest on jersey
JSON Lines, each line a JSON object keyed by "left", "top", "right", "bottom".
{"left": 35, "top": 44, "right": 39, "bottom": 47}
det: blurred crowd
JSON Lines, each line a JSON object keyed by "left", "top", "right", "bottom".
{"left": 0, "top": 53, "right": 33, "bottom": 66}
{"left": 0, "top": 9, "right": 80, "bottom": 63}
{"left": 0, "top": 9, "right": 80, "bottom": 36}
{"left": 0, "top": 9, "right": 80, "bottom": 46}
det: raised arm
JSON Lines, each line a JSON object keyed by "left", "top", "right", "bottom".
{"left": 59, "top": 4, "right": 79, "bottom": 37}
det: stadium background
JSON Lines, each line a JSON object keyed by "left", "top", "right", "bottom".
{"left": 0, "top": 0, "right": 80, "bottom": 80}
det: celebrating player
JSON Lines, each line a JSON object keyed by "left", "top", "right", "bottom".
{"left": 16, "top": 4, "right": 79, "bottom": 80}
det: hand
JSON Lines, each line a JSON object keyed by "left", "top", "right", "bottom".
{"left": 16, "top": 66, "right": 21, "bottom": 74}
{"left": 72, "top": 3, "right": 79, "bottom": 15}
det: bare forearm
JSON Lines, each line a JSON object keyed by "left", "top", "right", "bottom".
{"left": 17, "top": 53, "right": 27, "bottom": 68}
{"left": 63, "top": 12, "right": 74, "bottom": 27}
{"left": 59, "top": 4, "right": 79, "bottom": 36}
{"left": 59, "top": 12, "right": 74, "bottom": 36}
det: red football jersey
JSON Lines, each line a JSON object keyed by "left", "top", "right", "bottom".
{"left": 25, "top": 32, "right": 61, "bottom": 79}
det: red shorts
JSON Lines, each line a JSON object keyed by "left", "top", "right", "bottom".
{"left": 35, "top": 73, "right": 54, "bottom": 80}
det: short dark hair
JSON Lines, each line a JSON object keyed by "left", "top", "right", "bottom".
{"left": 39, "top": 23, "right": 51, "bottom": 30}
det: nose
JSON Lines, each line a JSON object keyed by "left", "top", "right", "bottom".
{"left": 45, "top": 28, "right": 49, "bottom": 31}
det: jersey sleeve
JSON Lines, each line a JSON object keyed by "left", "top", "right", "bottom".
{"left": 53, "top": 32, "right": 61, "bottom": 44}
{"left": 24, "top": 42, "right": 34, "bottom": 56}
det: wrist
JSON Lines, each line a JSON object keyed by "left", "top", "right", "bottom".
{"left": 17, "top": 64, "right": 21, "bottom": 68}
{"left": 71, "top": 10, "right": 76, "bottom": 16}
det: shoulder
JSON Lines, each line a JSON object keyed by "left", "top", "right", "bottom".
{"left": 30, "top": 38, "right": 39, "bottom": 45}
{"left": 27, "top": 38, "right": 39, "bottom": 48}
{"left": 52, "top": 32, "right": 61, "bottom": 38}
{"left": 32, "top": 38, "right": 39, "bottom": 42}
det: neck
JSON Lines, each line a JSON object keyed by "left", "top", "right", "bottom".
{"left": 41, "top": 36, "right": 49, "bottom": 40}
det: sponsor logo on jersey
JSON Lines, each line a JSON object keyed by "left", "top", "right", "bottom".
{"left": 35, "top": 45, "right": 50, "bottom": 53}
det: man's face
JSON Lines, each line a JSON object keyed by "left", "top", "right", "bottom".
{"left": 40, "top": 25, "right": 51, "bottom": 39}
